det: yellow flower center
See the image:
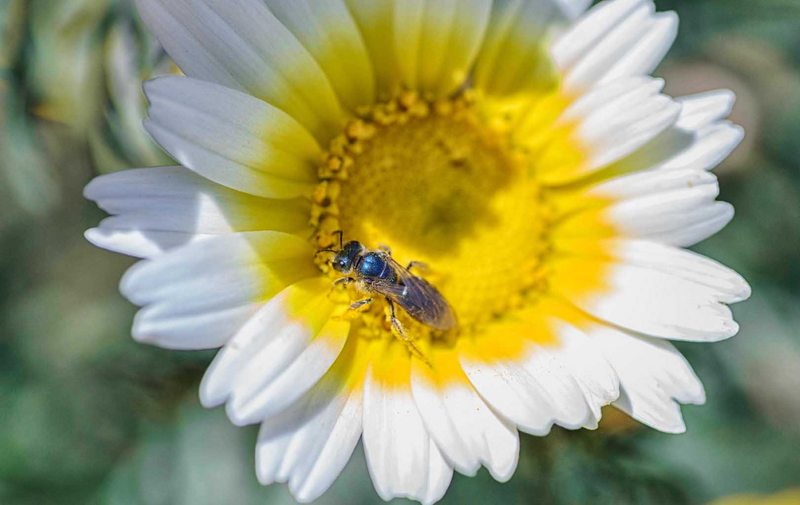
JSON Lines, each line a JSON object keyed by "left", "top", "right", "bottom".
{"left": 312, "top": 91, "right": 580, "bottom": 344}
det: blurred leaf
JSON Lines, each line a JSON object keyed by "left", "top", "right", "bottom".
{"left": 94, "top": 399, "right": 273, "bottom": 505}
{"left": 0, "top": 77, "right": 60, "bottom": 228}
{"left": 709, "top": 489, "right": 800, "bottom": 505}
{"left": 27, "top": 0, "right": 109, "bottom": 130}
{"left": 0, "top": 0, "right": 26, "bottom": 71}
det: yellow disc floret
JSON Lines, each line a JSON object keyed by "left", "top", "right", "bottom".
{"left": 311, "top": 90, "right": 593, "bottom": 342}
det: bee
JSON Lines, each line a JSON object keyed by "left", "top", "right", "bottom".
{"left": 319, "top": 232, "right": 457, "bottom": 344}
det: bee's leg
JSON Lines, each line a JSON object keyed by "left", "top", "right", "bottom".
{"left": 334, "top": 276, "right": 355, "bottom": 287}
{"left": 349, "top": 297, "right": 373, "bottom": 311}
{"left": 385, "top": 298, "right": 405, "bottom": 336}
{"left": 405, "top": 261, "right": 429, "bottom": 274}
{"left": 386, "top": 299, "right": 430, "bottom": 366}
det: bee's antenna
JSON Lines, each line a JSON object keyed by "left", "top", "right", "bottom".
{"left": 333, "top": 230, "right": 344, "bottom": 249}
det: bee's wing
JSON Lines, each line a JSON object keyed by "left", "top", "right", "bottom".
{"left": 386, "top": 258, "right": 457, "bottom": 331}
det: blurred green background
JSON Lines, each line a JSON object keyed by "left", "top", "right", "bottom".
{"left": 1, "top": 1, "right": 799, "bottom": 504}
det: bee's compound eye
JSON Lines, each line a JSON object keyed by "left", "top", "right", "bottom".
{"left": 332, "top": 253, "right": 352, "bottom": 272}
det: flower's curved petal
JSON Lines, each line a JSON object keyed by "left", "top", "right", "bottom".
{"left": 247, "top": 331, "right": 376, "bottom": 504}
{"left": 343, "top": 0, "right": 398, "bottom": 97}
{"left": 410, "top": 359, "right": 519, "bottom": 480}
{"left": 607, "top": 185, "right": 732, "bottom": 247}
{"left": 535, "top": 323, "right": 620, "bottom": 425}
{"left": 84, "top": 167, "right": 310, "bottom": 258}
{"left": 555, "top": 0, "right": 677, "bottom": 92}
{"left": 516, "top": 349, "right": 595, "bottom": 430}
{"left": 459, "top": 303, "right": 618, "bottom": 434}
{"left": 342, "top": 0, "right": 492, "bottom": 99}
{"left": 225, "top": 316, "right": 350, "bottom": 426}
{"left": 607, "top": 239, "right": 751, "bottom": 303}
{"left": 199, "top": 276, "right": 350, "bottom": 427}
{"left": 550, "top": 245, "right": 743, "bottom": 342}
{"left": 134, "top": 0, "right": 345, "bottom": 140}
{"left": 538, "top": 77, "right": 681, "bottom": 185}
{"left": 144, "top": 77, "right": 319, "bottom": 199}
{"left": 263, "top": 0, "right": 375, "bottom": 111}
{"left": 254, "top": 335, "right": 367, "bottom": 503}
{"left": 588, "top": 167, "right": 718, "bottom": 201}
{"left": 363, "top": 364, "right": 453, "bottom": 505}
{"left": 553, "top": 0, "right": 646, "bottom": 69}
{"left": 653, "top": 205, "right": 735, "bottom": 247}
{"left": 473, "top": 0, "right": 575, "bottom": 97}
{"left": 558, "top": 168, "right": 733, "bottom": 247}
{"left": 120, "top": 232, "right": 318, "bottom": 349}
{"left": 200, "top": 277, "right": 333, "bottom": 408}
{"left": 557, "top": 0, "right": 594, "bottom": 18}
{"left": 589, "top": 325, "right": 706, "bottom": 433}
{"left": 393, "top": 0, "right": 492, "bottom": 97}
{"left": 676, "top": 90, "right": 736, "bottom": 130}
{"left": 595, "top": 91, "right": 742, "bottom": 179}
{"left": 256, "top": 385, "right": 362, "bottom": 503}
{"left": 658, "top": 122, "right": 744, "bottom": 172}
{"left": 459, "top": 356, "right": 558, "bottom": 435}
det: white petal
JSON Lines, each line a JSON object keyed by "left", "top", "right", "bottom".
{"left": 559, "top": 76, "right": 664, "bottom": 123}
{"left": 609, "top": 239, "right": 751, "bottom": 303}
{"left": 596, "top": 12, "right": 677, "bottom": 85}
{"left": 410, "top": 368, "right": 519, "bottom": 481}
{"left": 545, "top": 323, "right": 620, "bottom": 424}
{"left": 589, "top": 167, "right": 718, "bottom": 201}
{"left": 578, "top": 96, "right": 681, "bottom": 175}
{"left": 659, "top": 122, "right": 744, "bottom": 172}
{"left": 144, "top": 77, "right": 319, "bottom": 198}
{"left": 541, "top": 78, "right": 681, "bottom": 184}
{"left": 422, "top": 443, "right": 454, "bottom": 505}
{"left": 518, "top": 346, "right": 594, "bottom": 429}
{"left": 460, "top": 356, "right": 557, "bottom": 435}
{"left": 553, "top": 0, "right": 646, "bottom": 69}
{"left": 560, "top": 1, "right": 677, "bottom": 91}
{"left": 567, "top": 262, "right": 740, "bottom": 341}
{"left": 676, "top": 90, "right": 736, "bottom": 130}
{"left": 226, "top": 318, "right": 350, "bottom": 426}
{"left": 590, "top": 325, "right": 705, "bottom": 433}
{"left": 263, "top": 0, "right": 375, "bottom": 110}
{"left": 256, "top": 384, "right": 362, "bottom": 503}
{"left": 343, "top": 0, "right": 399, "bottom": 96}
{"left": 84, "top": 167, "right": 309, "bottom": 258}
{"left": 473, "top": 0, "right": 573, "bottom": 96}
{"left": 200, "top": 277, "right": 336, "bottom": 408}
{"left": 120, "top": 232, "right": 317, "bottom": 349}
{"left": 606, "top": 183, "right": 734, "bottom": 246}
{"left": 393, "top": 0, "right": 492, "bottom": 97}
{"left": 362, "top": 369, "right": 453, "bottom": 504}
{"left": 461, "top": 332, "right": 608, "bottom": 435}
{"left": 134, "top": 0, "right": 344, "bottom": 139}
{"left": 606, "top": 99, "right": 742, "bottom": 177}
{"left": 85, "top": 228, "right": 202, "bottom": 260}
{"left": 653, "top": 203, "right": 734, "bottom": 247}
{"left": 461, "top": 328, "right": 617, "bottom": 434}
{"left": 556, "top": 0, "right": 594, "bottom": 18}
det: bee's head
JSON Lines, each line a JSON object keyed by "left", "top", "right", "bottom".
{"left": 332, "top": 241, "right": 364, "bottom": 273}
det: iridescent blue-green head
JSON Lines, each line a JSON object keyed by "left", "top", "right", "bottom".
{"left": 332, "top": 240, "right": 364, "bottom": 274}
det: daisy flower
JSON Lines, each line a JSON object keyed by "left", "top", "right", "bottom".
{"left": 85, "top": 0, "right": 750, "bottom": 503}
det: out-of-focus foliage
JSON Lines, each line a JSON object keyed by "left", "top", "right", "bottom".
{"left": 710, "top": 489, "right": 800, "bottom": 505}
{"left": 1, "top": 1, "right": 799, "bottom": 504}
